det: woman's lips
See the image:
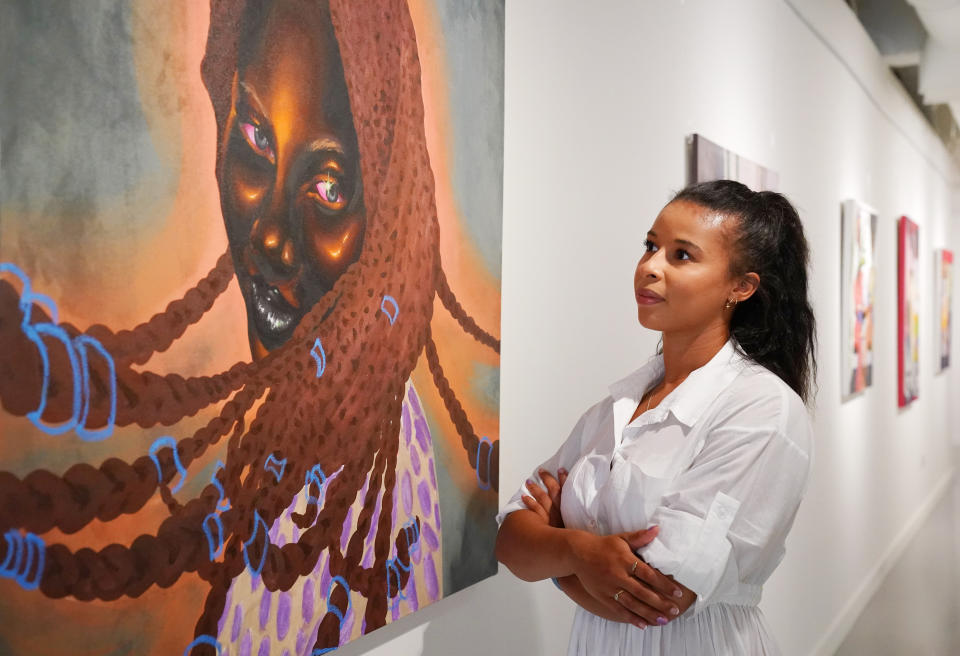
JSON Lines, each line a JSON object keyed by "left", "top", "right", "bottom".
{"left": 247, "top": 276, "right": 302, "bottom": 350}
{"left": 636, "top": 289, "right": 664, "bottom": 305}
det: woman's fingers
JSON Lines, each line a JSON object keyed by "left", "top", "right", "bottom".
{"left": 632, "top": 558, "right": 684, "bottom": 600}
{"left": 621, "top": 526, "right": 659, "bottom": 550}
{"left": 613, "top": 585, "right": 677, "bottom": 628}
{"left": 616, "top": 575, "right": 680, "bottom": 621}
{"left": 520, "top": 495, "right": 548, "bottom": 522}
{"left": 557, "top": 467, "right": 568, "bottom": 488}
{"left": 538, "top": 469, "right": 562, "bottom": 501}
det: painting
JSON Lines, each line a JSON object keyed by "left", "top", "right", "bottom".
{"left": 840, "top": 199, "right": 877, "bottom": 400}
{"left": 936, "top": 248, "right": 953, "bottom": 372}
{"left": 898, "top": 216, "right": 920, "bottom": 407}
{"left": 686, "top": 133, "right": 779, "bottom": 191}
{"left": 0, "top": 1, "right": 504, "bottom": 654}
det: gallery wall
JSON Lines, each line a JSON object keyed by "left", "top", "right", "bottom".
{"left": 333, "top": 1, "right": 960, "bottom": 655}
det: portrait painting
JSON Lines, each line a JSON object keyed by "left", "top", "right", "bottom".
{"left": 0, "top": 1, "right": 504, "bottom": 654}
{"left": 936, "top": 248, "right": 953, "bottom": 372}
{"left": 686, "top": 133, "right": 779, "bottom": 191}
{"left": 898, "top": 216, "right": 920, "bottom": 407}
{"left": 840, "top": 199, "right": 877, "bottom": 400}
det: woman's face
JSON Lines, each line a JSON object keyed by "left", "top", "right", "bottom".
{"left": 218, "top": 0, "right": 365, "bottom": 359}
{"left": 634, "top": 200, "right": 753, "bottom": 335}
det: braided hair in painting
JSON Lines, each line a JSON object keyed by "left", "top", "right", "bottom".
{"left": 672, "top": 180, "right": 817, "bottom": 403}
{"left": 0, "top": 0, "right": 499, "bottom": 653}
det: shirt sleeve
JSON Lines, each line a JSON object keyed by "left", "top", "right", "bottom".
{"left": 495, "top": 402, "right": 601, "bottom": 527}
{"left": 636, "top": 412, "right": 811, "bottom": 614}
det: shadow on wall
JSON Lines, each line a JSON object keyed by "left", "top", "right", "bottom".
{"left": 421, "top": 574, "right": 547, "bottom": 656}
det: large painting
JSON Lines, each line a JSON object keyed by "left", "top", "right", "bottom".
{"left": 898, "top": 216, "right": 920, "bottom": 407}
{"left": 936, "top": 248, "right": 953, "bottom": 372}
{"left": 686, "top": 133, "right": 779, "bottom": 190}
{"left": 840, "top": 199, "right": 877, "bottom": 400}
{"left": 0, "top": 1, "right": 504, "bottom": 654}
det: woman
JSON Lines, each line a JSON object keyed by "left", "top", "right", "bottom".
{"left": 496, "top": 180, "right": 815, "bottom": 655}
{"left": 0, "top": 0, "right": 499, "bottom": 653}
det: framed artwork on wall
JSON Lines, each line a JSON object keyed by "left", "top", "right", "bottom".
{"left": 840, "top": 199, "right": 877, "bottom": 400}
{"left": 0, "top": 1, "right": 504, "bottom": 654}
{"left": 898, "top": 216, "right": 920, "bottom": 407}
{"left": 936, "top": 248, "right": 953, "bottom": 372}
{"left": 686, "top": 133, "right": 779, "bottom": 190}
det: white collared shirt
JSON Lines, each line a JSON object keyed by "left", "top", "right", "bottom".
{"left": 498, "top": 338, "right": 813, "bottom": 654}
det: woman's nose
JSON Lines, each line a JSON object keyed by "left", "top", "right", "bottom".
{"left": 637, "top": 253, "right": 662, "bottom": 279}
{"left": 252, "top": 216, "right": 297, "bottom": 275}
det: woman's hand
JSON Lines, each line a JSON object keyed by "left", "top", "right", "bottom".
{"left": 521, "top": 468, "right": 567, "bottom": 528}
{"left": 567, "top": 527, "right": 688, "bottom": 628}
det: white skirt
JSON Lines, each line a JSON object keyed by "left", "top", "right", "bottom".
{"left": 567, "top": 603, "right": 781, "bottom": 656}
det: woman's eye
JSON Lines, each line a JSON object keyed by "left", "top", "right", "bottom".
{"left": 675, "top": 249, "right": 691, "bottom": 261}
{"left": 312, "top": 173, "right": 348, "bottom": 212}
{"left": 644, "top": 240, "right": 658, "bottom": 252}
{"left": 240, "top": 121, "right": 275, "bottom": 162}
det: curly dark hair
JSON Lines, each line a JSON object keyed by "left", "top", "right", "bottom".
{"left": 672, "top": 180, "right": 817, "bottom": 404}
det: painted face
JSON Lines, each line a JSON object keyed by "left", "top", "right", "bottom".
{"left": 217, "top": 0, "right": 365, "bottom": 359}
{"left": 633, "top": 200, "right": 744, "bottom": 334}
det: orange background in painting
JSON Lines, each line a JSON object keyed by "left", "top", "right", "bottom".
{"left": 0, "top": 1, "right": 501, "bottom": 653}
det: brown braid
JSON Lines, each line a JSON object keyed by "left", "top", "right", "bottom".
{"left": 424, "top": 329, "right": 500, "bottom": 492}
{"left": 435, "top": 266, "right": 501, "bottom": 353}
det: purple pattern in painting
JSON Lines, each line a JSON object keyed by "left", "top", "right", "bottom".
{"left": 410, "top": 443, "right": 421, "bottom": 475}
{"left": 295, "top": 629, "right": 307, "bottom": 656}
{"left": 277, "top": 591, "right": 291, "bottom": 640}
{"left": 414, "top": 417, "right": 430, "bottom": 454}
{"left": 302, "top": 578, "right": 314, "bottom": 622}
{"left": 340, "top": 506, "right": 353, "bottom": 551}
{"left": 340, "top": 606, "right": 355, "bottom": 645}
{"left": 417, "top": 480, "right": 431, "bottom": 516}
{"left": 239, "top": 631, "right": 252, "bottom": 656}
{"left": 402, "top": 401, "right": 412, "bottom": 446}
{"left": 422, "top": 521, "right": 440, "bottom": 551}
{"left": 424, "top": 553, "right": 439, "bottom": 601}
{"left": 259, "top": 587, "right": 271, "bottom": 630}
{"left": 365, "top": 490, "right": 383, "bottom": 543}
{"left": 250, "top": 573, "right": 261, "bottom": 592}
{"left": 257, "top": 636, "right": 270, "bottom": 656}
{"left": 320, "top": 560, "right": 331, "bottom": 602}
{"left": 232, "top": 604, "right": 243, "bottom": 642}
{"left": 401, "top": 471, "right": 413, "bottom": 515}
{"left": 406, "top": 577, "right": 419, "bottom": 612}
{"left": 428, "top": 458, "right": 437, "bottom": 490}
{"left": 361, "top": 544, "right": 374, "bottom": 568}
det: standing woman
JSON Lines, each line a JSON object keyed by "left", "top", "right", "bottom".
{"left": 496, "top": 180, "right": 816, "bottom": 655}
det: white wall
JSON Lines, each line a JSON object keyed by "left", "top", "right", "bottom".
{"left": 335, "top": 1, "right": 960, "bottom": 654}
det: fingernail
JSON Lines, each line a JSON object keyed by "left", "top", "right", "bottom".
{"left": 559, "top": 468, "right": 568, "bottom": 475}
{"left": 670, "top": 607, "right": 679, "bottom": 616}
{"left": 635, "top": 622, "right": 646, "bottom": 630}
{"left": 673, "top": 589, "right": 683, "bottom": 598}
{"left": 656, "top": 616, "right": 668, "bottom": 626}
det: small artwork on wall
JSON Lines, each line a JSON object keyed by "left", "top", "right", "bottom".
{"left": 686, "top": 133, "right": 779, "bottom": 190}
{"left": 840, "top": 199, "right": 877, "bottom": 400}
{"left": 898, "top": 216, "right": 920, "bottom": 406}
{"left": 936, "top": 249, "right": 953, "bottom": 372}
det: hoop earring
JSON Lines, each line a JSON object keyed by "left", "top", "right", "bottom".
{"left": 724, "top": 299, "right": 738, "bottom": 310}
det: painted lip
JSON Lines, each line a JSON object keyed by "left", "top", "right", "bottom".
{"left": 246, "top": 276, "right": 302, "bottom": 350}
{"left": 636, "top": 288, "right": 664, "bottom": 304}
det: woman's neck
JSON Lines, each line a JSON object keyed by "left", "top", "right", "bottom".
{"left": 659, "top": 323, "right": 730, "bottom": 387}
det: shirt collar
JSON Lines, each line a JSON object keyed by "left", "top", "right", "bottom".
{"left": 608, "top": 337, "right": 749, "bottom": 428}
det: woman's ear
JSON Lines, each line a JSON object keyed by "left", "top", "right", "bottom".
{"left": 733, "top": 272, "right": 760, "bottom": 302}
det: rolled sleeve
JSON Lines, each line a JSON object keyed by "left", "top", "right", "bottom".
{"left": 637, "top": 424, "right": 810, "bottom": 612}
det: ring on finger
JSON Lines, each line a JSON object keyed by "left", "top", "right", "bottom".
{"left": 613, "top": 589, "right": 624, "bottom": 602}
{"left": 630, "top": 559, "right": 639, "bottom": 575}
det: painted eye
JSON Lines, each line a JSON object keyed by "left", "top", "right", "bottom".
{"left": 312, "top": 173, "right": 348, "bottom": 212}
{"left": 240, "top": 121, "right": 274, "bottom": 162}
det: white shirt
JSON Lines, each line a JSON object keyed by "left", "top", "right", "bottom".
{"left": 498, "top": 338, "right": 813, "bottom": 655}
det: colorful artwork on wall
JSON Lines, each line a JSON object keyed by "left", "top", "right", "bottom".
{"left": 686, "top": 133, "right": 779, "bottom": 191}
{"left": 898, "top": 216, "right": 920, "bottom": 406}
{"left": 840, "top": 199, "right": 877, "bottom": 400}
{"left": 0, "top": 1, "right": 503, "bottom": 654}
{"left": 936, "top": 249, "right": 953, "bottom": 372}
